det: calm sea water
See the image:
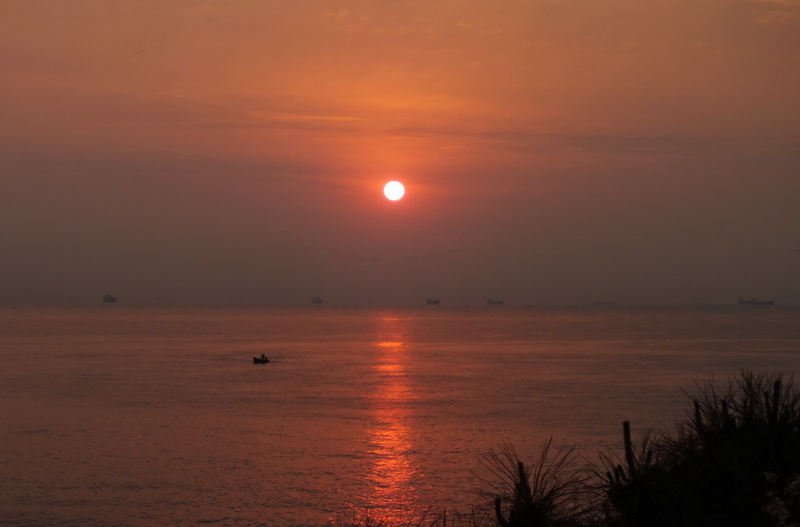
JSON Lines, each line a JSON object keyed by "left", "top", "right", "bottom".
{"left": 2, "top": 306, "right": 799, "bottom": 526}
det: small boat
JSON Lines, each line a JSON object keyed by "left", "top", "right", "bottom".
{"left": 253, "top": 356, "right": 270, "bottom": 364}
{"left": 738, "top": 298, "right": 774, "bottom": 306}
{"left": 311, "top": 296, "right": 323, "bottom": 304}
{"left": 426, "top": 297, "right": 440, "bottom": 305}
{"left": 487, "top": 298, "right": 504, "bottom": 305}
{"left": 103, "top": 293, "right": 117, "bottom": 303}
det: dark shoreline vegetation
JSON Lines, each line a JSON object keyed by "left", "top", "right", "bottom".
{"left": 331, "top": 371, "right": 800, "bottom": 527}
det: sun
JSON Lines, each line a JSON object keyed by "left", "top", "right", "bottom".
{"left": 383, "top": 181, "right": 405, "bottom": 201}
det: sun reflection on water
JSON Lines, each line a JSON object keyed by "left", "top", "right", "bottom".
{"left": 360, "top": 316, "right": 422, "bottom": 522}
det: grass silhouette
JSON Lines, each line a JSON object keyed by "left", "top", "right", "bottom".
{"left": 332, "top": 370, "right": 800, "bottom": 527}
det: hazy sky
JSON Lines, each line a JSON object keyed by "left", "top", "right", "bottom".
{"left": 1, "top": 0, "right": 798, "bottom": 306}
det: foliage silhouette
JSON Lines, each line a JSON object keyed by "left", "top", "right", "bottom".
{"left": 598, "top": 371, "right": 800, "bottom": 527}
{"left": 334, "top": 371, "right": 800, "bottom": 527}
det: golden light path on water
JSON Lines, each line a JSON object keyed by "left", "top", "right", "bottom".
{"left": 359, "top": 315, "right": 422, "bottom": 522}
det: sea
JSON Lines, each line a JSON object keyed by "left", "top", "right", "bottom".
{"left": 1, "top": 305, "right": 799, "bottom": 526}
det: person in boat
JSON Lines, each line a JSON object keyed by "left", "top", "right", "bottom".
{"left": 260, "top": 354, "right": 267, "bottom": 361}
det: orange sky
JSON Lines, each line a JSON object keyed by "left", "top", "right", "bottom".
{"left": 1, "top": 0, "right": 798, "bottom": 306}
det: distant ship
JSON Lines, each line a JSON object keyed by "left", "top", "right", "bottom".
{"left": 487, "top": 298, "right": 504, "bottom": 305}
{"left": 311, "top": 296, "right": 323, "bottom": 304}
{"left": 426, "top": 297, "right": 440, "bottom": 305}
{"left": 103, "top": 293, "right": 117, "bottom": 303}
{"left": 738, "top": 298, "right": 774, "bottom": 306}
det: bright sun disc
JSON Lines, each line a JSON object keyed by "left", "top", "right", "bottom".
{"left": 383, "top": 181, "right": 405, "bottom": 201}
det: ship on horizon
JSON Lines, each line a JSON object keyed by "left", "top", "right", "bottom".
{"left": 311, "top": 296, "right": 323, "bottom": 304}
{"left": 103, "top": 293, "right": 117, "bottom": 303}
{"left": 426, "top": 297, "right": 440, "bottom": 305}
{"left": 487, "top": 298, "right": 504, "bottom": 305}
{"left": 738, "top": 298, "right": 774, "bottom": 306}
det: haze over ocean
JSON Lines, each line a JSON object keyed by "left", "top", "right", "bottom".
{"left": 1, "top": 1, "right": 798, "bottom": 308}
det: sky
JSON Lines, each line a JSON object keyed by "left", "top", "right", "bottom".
{"left": 1, "top": 0, "right": 798, "bottom": 307}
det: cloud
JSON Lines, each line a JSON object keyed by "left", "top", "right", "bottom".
{"left": 752, "top": 0, "right": 800, "bottom": 23}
